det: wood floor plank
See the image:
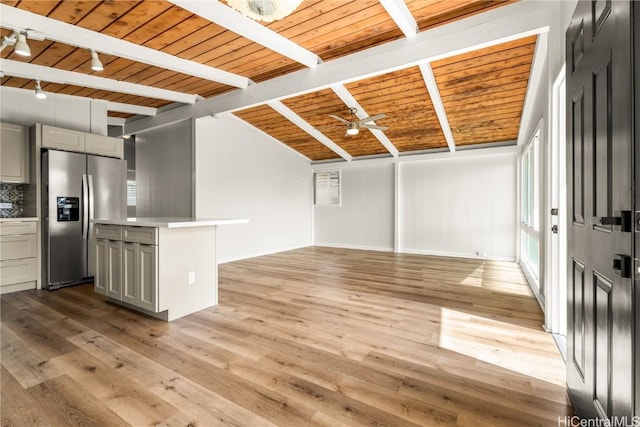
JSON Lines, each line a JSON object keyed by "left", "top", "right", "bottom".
{"left": 1, "top": 324, "right": 64, "bottom": 388}
{"left": 0, "top": 247, "right": 572, "bottom": 425}
{"left": 27, "top": 374, "right": 130, "bottom": 427}
{"left": 49, "top": 349, "right": 179, "bottom": 426}
{"left": 0, "top": 366, "right": 52, "bottom": 427}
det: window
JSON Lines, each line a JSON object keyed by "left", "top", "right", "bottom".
{"left": 127, "top": 180, "right": 136, "bottom": 207}
{"left": 314, "top": 171, "right": 340, "bottom": 205}
{"left": 521, "top": 130, "right": 541, "bottom": 287}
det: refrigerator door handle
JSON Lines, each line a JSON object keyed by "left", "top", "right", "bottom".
{"left": 82, "top": 174, "right": 89, "bottom": 240}
{"left": 88, "top": 174, "right": 94, "bottom": 240}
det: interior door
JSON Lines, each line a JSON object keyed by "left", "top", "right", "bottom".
{"left": 566, "top": 0, "right": 633, "bottom": 419}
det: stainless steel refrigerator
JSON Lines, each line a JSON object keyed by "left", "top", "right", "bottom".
{"left": 42, "top": 150, "right": 126, "bottom": 289}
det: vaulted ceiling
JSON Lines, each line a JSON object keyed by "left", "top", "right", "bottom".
{"left": 0, "top": 0, "right": 546, "bottom": 163}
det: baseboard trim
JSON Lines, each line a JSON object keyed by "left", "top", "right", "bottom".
{"left": 313, "top": 243, "right": 394, "bottom": 252}
{"left": 399, "top": 248, "right": 516, "bottom": 262}
{"left": 218, "top": 244, "right": 312, "bottom": 264}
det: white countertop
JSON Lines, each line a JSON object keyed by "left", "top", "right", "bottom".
{"left": 92, "top": 217, "right": 248, "bottom": 228}
{"left": 0, "top": 217, "right": 38, "bottom": 222}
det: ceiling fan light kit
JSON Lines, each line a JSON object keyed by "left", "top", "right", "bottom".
{"left": 227, "top": 0, "right": 302, "bottom": 22}
{"left": 329, "top": 107, "right": 388, "bottom": 136}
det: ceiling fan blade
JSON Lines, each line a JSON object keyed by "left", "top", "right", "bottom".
{"left": 358, "top": 113, "right": 386, "bottom": 124}
{"left": 329, "top": 114, "right": 349, "bottom": 123}
{"left": 361, "top": 124, "right": 388, "bottom": 131}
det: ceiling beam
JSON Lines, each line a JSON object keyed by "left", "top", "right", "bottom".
{"left": 330, "top": 84, "right": 399, "bottom": 157}
{"left": 379, "top": 0, "right": 418, "bottom": 38}
{"left": 125, "top": 1, "right": 555, "bottom": 134}
{"left": 0, "top": 4, "right": 249, "bottom": 89}
{"left": 267, "top": 101, "right": 352, "bottom": 162}
{"left": 107, "top": 117, "right": 126, "bottom": 126}
{"left": 418, "top": 63, "right": 456, "bottom": 152}
{"left": 169, "top": 0, "right": 319, "bottom": 68}
{"left": 107, "top": 102, "right": 157, "bottom": 116}
{"left": 0, "top": 60, "right": 197, "bottom": 104}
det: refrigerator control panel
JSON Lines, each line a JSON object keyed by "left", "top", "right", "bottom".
{"left": 57, "top": 197, "right": 79, "bottom": 221}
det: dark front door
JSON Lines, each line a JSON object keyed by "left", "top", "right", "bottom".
{"left": 566, "top": 0, "right": 634, "bottom": 420}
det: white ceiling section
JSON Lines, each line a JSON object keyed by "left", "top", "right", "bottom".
{"left": 125, "top": 1, "right": 552, "bottom": 135}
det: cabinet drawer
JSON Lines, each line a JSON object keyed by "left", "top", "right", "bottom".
{"left": 0, "top": 234, "right": 37, "bottom": 261}
{"left": 123, "top": 226, "right": 157, "bottom": 245}
{"left": 0, "top": 257, "right": 37, "bottom": 286}
{"left": 94, "top": 224, "right": 122, "bottom": 240}
{"left": 0, "top": 221, "right": 37, "bottom": 236}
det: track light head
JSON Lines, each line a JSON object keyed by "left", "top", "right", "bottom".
{"left": 35, "top": 80, "right": 47, "bottom": 100}
{"left": 90, "top": 49, "right": 103, "bottom": 71}
{"left": 14, "top": 32, "right": 31, "bottom": 57}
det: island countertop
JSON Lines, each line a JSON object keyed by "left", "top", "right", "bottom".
{"left": 92, "top": 217, "right": 248, "bottom": 228}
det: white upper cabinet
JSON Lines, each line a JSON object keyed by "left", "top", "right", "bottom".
{"left": 42, "top": 125, "right": 86, "bottom": 152}
{"left": 85, "top": 133, "right": 124, "bottom": 159}
{"left": 41, "top": 124, "right": 123, "bottom": 159}
{"left": 0, "top": 122, "right": 30, "bottom": 183}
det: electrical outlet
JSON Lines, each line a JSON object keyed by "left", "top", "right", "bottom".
{"left": 0, "top": 202, "right": 12, "bottom": 209}
{"left": 188, "top": 271, "right": 196, "bottom": 285}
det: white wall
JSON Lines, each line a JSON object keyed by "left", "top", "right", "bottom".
{"left": 313, "top": 163, "right": 394, "bottom": 251}
{"left": 399, "top": 152, "right": 517, "bottom": 260}
{"left": 195, "top": 114, "right": 312, "bottom": 263}
{"left": 0, "top": 86, "right": 107, "bottom": 134}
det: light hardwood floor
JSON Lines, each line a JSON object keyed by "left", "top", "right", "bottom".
{"left": 1, "top": 247, "right": 572, "bottom": 426}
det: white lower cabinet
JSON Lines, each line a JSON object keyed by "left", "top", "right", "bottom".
{"left": 121, "top": 241, "right": 158, "bottom": 312}
{"left": 0, "top": 220, "right": 38, "bottom": 294}
{"left": 95, "top": 238, "right": 122, "bottom": 298}
{"left": 94, "top": 225, "right": 158, "bottom": 313}
{"left": 94, "top": 238, "right": 107, "bottom": 295}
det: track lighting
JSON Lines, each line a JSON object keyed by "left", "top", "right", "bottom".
{"left": 35, "top": 80, "right": 47, "bottom": 100}
{"left": 90, "top": 49, "right": 103, "bottom": 71}
{"left": 14, "top": 33, "right": 31, "bottom": 57}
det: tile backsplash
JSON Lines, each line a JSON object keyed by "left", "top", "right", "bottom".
{"left": 0, "top": 183, "right": 24, "bottom": 218}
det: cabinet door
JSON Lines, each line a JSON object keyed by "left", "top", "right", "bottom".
{"left": 106, "top": 240, "right": 122, "bottom": 299}
{"left": 1, "top": 122, "right": 29, "bottom": 183}
{"left": 42, "top": 125, "right": 85, "bottom": 152}
{"left": 137, "top": 244, "right": 158, "bottom": 312}
{"left": 85, "top": 133, "right": 124, "bottom": 159}
{"left": 121, "top": 242, "right": 137, "bottom": 305}
{"left": 94, "top": 239, "right": 107, "bottom": 295}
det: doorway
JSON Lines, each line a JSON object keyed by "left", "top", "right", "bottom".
{"left": 545, "top": 66, "right": 567, "bottom": 357}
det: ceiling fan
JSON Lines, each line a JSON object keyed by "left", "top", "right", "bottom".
{"left": 329, "top": 107, "right": 388, "bottom": 136}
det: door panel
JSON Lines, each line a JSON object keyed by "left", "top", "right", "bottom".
{"left": 572, "top": 259, "right": 585, "bottom": 378}
{"left": 593, "top": 271, "right": 612, "bottom": 418}
{"left": 592, "top": 57, "right": 612, "bottom": 227}
{"left": 571, "top": 90, "right": 585, "bottom": 224}
{"left": 566, "top": 0, "right": 633, "bottom": 419}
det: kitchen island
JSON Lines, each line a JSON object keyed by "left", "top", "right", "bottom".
{"left": 92, "top": 217, "right": 247, "bottom": 321}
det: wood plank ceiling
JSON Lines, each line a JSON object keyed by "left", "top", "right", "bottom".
{"left": 0, "top": 0, "right": 538, "bottom": 162}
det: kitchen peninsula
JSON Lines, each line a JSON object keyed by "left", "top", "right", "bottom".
{"left": 92, "top": 217, "right": 247, "bottom": 321}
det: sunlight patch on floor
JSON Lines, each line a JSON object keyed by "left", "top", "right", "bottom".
{"left": 437, "top": 307, "right": 566, "bottom": 386}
